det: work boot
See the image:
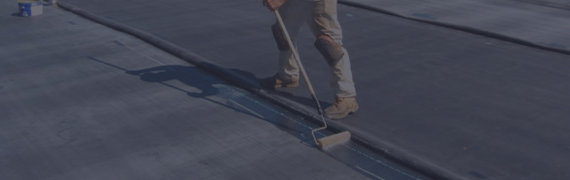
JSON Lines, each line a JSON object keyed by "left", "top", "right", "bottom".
{"left": 325, "top": 96, "right": 359, "bottom": 119}
{"left": 261, "top": 74, "right": 299, "bottom": 89}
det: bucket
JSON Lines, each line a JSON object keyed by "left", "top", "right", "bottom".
{"left": 18, "top": 0, "right": 43, "bottom": 17}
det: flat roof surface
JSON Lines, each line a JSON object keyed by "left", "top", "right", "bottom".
{"left": 4, "top": 0, "right": 570, "bottom": 179}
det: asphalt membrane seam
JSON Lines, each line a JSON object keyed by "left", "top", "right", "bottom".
{"left": 338, "top": 0, "right": 570, "bottom": 56}
{"left": 55, "top": 1, "right": 461, "bottom": 180}
{"left": 218, "top": 86, "right": 421, "bottom": 180}
{"left": 356, "top": 166, "right": 386, "bottom": 180}
{"left": 511, "top": 0, "right": 570, "bottom": 11}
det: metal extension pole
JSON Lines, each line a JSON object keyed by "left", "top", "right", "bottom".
{"left": 274, "top": 10, "right": 328, "bottom": 146}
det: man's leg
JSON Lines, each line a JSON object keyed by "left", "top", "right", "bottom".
{"left": 268, "top": 0, "right": 313, "bottom": 87}
{"left": 310, "top": 0, "right": 358, "bottom": 119}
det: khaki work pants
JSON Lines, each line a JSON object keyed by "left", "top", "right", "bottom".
{"left": 276, "top": 0, "right": 357, "bottom": 98}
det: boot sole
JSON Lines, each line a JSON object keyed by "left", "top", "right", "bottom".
{"left": 326, "top": 109, "right": 358, "bottom": 120}
{"left": 274, "top": 83, "right": 299, "bottom": 88}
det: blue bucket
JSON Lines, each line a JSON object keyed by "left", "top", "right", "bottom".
{"left": 18, "top": 0, "right": 43, "bottom": 17}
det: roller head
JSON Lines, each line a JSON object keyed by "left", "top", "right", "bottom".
{"left": 317, "top": 131, "right": 351, "bottom": 149}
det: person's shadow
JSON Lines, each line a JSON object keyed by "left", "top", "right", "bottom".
{"left": 128, "top": 65, "right": 278, "bottom": 120}
{"left": 126, "top": 65, "right": 218, "bottom": 98}
{"left": 88, "top": 56, "right": 321, "bottom": 145}
{"left": 89, "top": 56, "right": 262, "bottom": 119}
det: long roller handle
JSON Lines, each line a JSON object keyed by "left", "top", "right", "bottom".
{"left": 274, "top": 10, "right": 328, "bottom": 145}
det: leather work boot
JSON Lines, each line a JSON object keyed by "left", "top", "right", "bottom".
{"left": 325, "top": 97, "right": 359, "bottom": 119}
{"left": 261, "top": 75, "right": 299, "bottom": 89}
